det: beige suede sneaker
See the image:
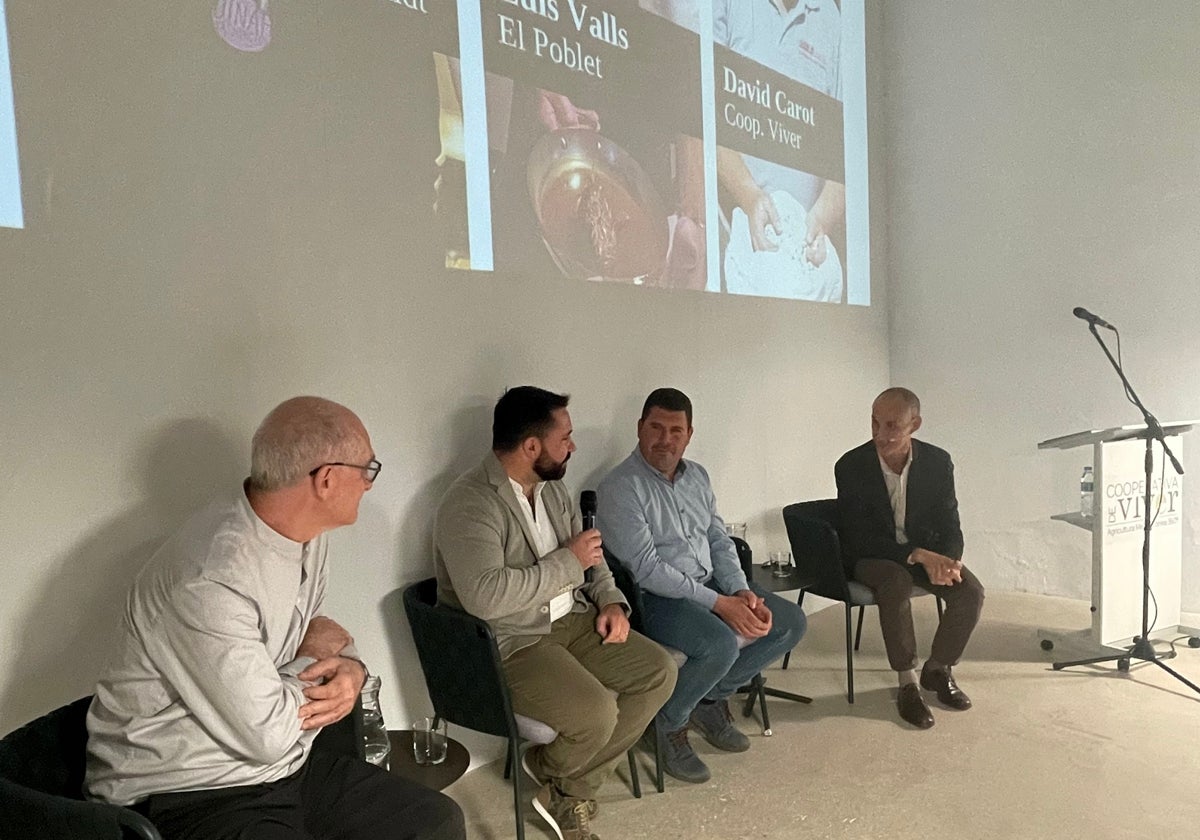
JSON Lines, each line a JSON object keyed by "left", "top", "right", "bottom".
{"left": 531, "top": 782, "right": 599, "bottom": 840}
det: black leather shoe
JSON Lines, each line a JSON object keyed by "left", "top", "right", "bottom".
{"left": 920, "top": 665, "right": 973, "bottom": 710}
{"left": 897, "top": 683, "right": 934, "bottom": 729}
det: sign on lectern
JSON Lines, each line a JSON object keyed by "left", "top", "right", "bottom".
{"left": 1038, "top": 421, "right": 1194, "bottom": 646}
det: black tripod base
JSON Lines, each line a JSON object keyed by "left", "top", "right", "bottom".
{"left": 1053, "top": 638, "right": 1200, "bottom": 695}
{"left": 738, "top": 675, "right": 813, "bottom": 737}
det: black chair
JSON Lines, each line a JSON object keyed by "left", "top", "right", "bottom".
{"left": 0, "top": 688, "right": 363, "bottom": 840}
{"left": 402, "top": 578, "right": 642, "bottom": 840}
{"left": 0, "top": 697, "right": 161, "bottom": 840}
{"left": 782, "top": 499, "right": 943, "bottom": 703}
{"left": 603, "top": 551, "right": 673, "bottom": 792}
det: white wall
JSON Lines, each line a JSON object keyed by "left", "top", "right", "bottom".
{"left": 883, "top": 2, "right": 1200, "bottom": 610}
{"left": 0, "top": 0, "right": 891, "bottom": 738}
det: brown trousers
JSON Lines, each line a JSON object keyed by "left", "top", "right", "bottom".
{"left": 500, "top": 607, "right": 677, "bottom": 799}
{"left": 853, "top": 558, "right": 985, "bottom": 672}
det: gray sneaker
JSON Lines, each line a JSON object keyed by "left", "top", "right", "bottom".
{"left": 659, "top": 725, "right": 711, "bottom": 784}
{"left": 689, "top": 699, "right": 750, "bottom": 752}
{"left": 531, "top": 782, "right": 599, "bottom": 840}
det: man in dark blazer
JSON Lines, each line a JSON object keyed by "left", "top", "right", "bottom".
{"left": 835, "top": 388, "right": 985, "bottom": 729}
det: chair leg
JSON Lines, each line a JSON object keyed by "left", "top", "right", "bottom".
{"left": 854, "top": 605, "right": 866, "bottom": 651}
{"left": 653, "top": 720, "right": 665, "bottom": 793}
{"left": 512, "top": 741, "right": 526, "bottom": 840}
{"left": 782, "top": 591, "right": 807, "bottom": 671}
{"left": 844, "top": 604, "right": 856, "bottom": 704}
{"left": 754, "top": 674, "right": 772, "bottom": 736}
{"left": 504, "top": 739, "right": 513, "bottom": 780}
{"left": 628, "top": 749, "right": 642, "bottom": 798}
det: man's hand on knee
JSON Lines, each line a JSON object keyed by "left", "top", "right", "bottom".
{"left": 713, "top": 594, "right": 770, "bottom": 638}
{"left": 298, "top": 656, "right": 366, "bottom": 731}
{"left": 595, "top": 603, "right": 631, "bottom": 644}
{"left": 734, "top": 589, "right": 774, "bottom": 632}
{"left": 909, "top": 548, "right": 963, "bottom": 586}
{"left": 750, "top": 601, "right": 774, "bottom": 633}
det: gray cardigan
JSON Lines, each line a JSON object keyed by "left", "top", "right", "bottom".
{"left": 433, "top": 453, "right": 627, "bottom": 658}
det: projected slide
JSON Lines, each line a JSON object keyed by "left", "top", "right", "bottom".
{"left": 481, "top": 1, "right": 703, "bottom": 289}
{"left": 0, "top": 0, "right": 21, "bottom": 229}
{"left": 394, "top": 0, "right": 868, "bottom": 303}
{"left": 711, "top": 1, "right": 846, "bottom": 302}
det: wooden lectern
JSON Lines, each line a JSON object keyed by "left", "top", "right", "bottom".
{"left": 1038, "top": 421, "right": 1198, "bottom": 650}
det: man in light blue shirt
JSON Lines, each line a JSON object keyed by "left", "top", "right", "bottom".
{"left": 597, "top": 388, "right": 806, "bottom": 783}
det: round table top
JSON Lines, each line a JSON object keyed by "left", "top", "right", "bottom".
{"left": 386, "top": 729, "right": 469, "bottom": 791}
{"left": 750, "top": 561, "right": 813, "bottom": 594}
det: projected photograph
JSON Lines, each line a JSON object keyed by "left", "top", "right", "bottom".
{"left": 711, "top": 0, "right": 846, "bottom": 301}
{"left": 433, "top": 53, "right": 472, "bottom": 270}
{"left": 379, "top": 1, "right": 462, "bottom": 270}
{"left": 0, "top": 0, "right": 21, "bottom": 229}
{"left": 426, "top": 1, "right": 867, "bottom": 302}
{"left": 474, "top": 0, "right": 706, "bottom": 288}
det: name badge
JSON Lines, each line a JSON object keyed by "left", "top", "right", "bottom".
{"left": 548, "top": 590, "right": 574, "bottom": 622}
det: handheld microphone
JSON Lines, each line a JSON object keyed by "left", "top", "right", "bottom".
{"left": 1073, "top": 307, "right": 1116, "bottom": 331}
{"left": 580, "top": 490, "right": 597, "bottom": 530}
{"left": 580, "top": 490, "right": 597, "bottom": 582}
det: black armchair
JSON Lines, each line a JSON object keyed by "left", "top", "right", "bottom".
{"left": 0, "top": 686, "right": 363, "bottom": 840}
{"left": 782, "top": 499, "right": 942, "bottom": 703}
{"left": 402, "top": 578, "right": 642, "bottom": 840}
{"left": 0, "top": 697, "right": 161, "bottom": 840}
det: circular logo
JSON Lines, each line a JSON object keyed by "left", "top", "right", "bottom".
{"left": 213, "top": 0, "right": 272, "bottom": 53}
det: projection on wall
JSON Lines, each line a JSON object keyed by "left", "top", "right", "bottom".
{"left": 0, "top": 0, "right": 22, "bottom": 230}
{"left": 212, "top": 0, "right": 273, "bottom": 53}
{"left": 407, "top": 1, "right": 869, "bottom": 304}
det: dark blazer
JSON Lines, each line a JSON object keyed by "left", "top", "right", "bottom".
{"left": 834, "top": 439, "right": 963, "bottom": 569}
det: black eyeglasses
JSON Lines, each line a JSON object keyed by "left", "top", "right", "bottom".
{"left": 309, "top": 458, "right": 382, "bottom": 483}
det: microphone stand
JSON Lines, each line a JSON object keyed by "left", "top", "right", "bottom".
{"left": 1052, "top": 323, "right": 1200, "bottom": 695}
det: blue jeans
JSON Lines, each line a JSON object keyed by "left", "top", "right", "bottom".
{"left": 640, "top": 582, "right": 806, "bottom": 732}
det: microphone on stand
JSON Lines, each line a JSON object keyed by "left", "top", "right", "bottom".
{"left": 1073, "top": 307, "right": 1116, "bottom": 331}
{"left": 580, "top": 490, "right": 597, "bottom": 583}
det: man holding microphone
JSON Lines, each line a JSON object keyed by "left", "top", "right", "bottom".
{"left": 434, "top": 386, "right": 676, "bottom": 840}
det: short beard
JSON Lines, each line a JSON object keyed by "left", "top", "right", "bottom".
{"left": 533, "top": 452, "right": 569, "bottom": 482}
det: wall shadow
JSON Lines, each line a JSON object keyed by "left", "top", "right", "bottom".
{"left": 382, "top": 401, "right": 492, "bottom": 719}
{"left": 0, "top": 418, "right": 241, "bottom": 731}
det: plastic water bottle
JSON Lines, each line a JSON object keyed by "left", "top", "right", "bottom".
{"left": 1080, "top": 466, "right": 1094, "bottom": 518}
{"left": 360, "top": 675, "right": 391, "bottom": 770}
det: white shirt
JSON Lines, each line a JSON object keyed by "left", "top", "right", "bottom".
{"left": 508, "top": 477, "right": 574, "bottom": 621}
{"left": 86, "top": 488, "right": 337, "bottom": 805}
{"left": 879, "top": 448, "right": 914, "bottom": 544}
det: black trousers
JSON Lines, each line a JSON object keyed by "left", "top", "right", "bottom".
{"left": 136, "top": 751, "right": 465, "bottom": 840}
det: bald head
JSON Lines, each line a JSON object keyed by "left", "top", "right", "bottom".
{"left": 873, "top": 387, "right": 920, "bottom": 418}
{"left": 250, "top": 397, "right": 367, "bottom": 492}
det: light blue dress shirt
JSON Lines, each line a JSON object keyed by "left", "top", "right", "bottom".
{"left": 597, "top": 448, "right": 749, "bottom": 610}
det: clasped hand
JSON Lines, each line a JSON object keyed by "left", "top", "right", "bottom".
{"left": 714, "top": 590, "right": 772, "bottom": 638}
{"left": 911, "top": 547, "right": 963, "bottom": 586}
{"left": 298, "top": 656, "right": 366, "bottom": 731}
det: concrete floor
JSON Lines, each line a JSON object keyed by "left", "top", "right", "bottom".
{"left": 442, "top": 591, "right": 1200, "bottom": 840}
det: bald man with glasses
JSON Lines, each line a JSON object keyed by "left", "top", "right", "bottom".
{"left": 86, "top": 397, "right": 464, "bottom": 840}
